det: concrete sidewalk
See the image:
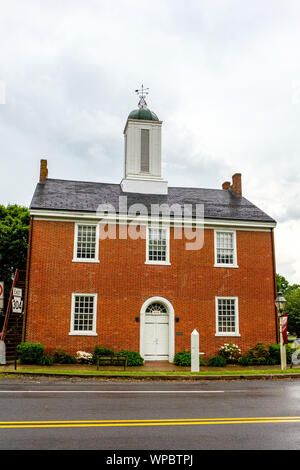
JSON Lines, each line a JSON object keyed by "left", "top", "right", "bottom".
{"left": 0, "top": 361, "right": 287, "bottom": 373}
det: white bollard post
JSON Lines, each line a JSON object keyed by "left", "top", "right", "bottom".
{"left": 191, "top": 329, "right": 199, "bottom": 372}
{"left": 0, "top": 340, "right": 6, "bottom": 365}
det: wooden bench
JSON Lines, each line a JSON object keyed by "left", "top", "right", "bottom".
{"left": 96, "top": 355, "right": 128, "bottom": 370}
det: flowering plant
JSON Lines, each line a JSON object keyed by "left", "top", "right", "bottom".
{"left": 219, "top": 343, "right": 241, "bottom": 364}
{"left": 76, "top": 351, "right": 93, "bottom": 364}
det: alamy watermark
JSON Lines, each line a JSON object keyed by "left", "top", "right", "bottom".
{"left": 95, "top": 196, "right": 204, "bottom": 251}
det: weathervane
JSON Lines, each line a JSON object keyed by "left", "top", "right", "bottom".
{"left": 135, "top": 84, "right": 149, "bottom": 109}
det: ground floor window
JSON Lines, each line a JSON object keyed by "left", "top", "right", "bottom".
{"left": 215, "top": 296, "right": 240, "bottom": 336}
{"left": 69, "top": 293, "right": 98, "bottom": 336}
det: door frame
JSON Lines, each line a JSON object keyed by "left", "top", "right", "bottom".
{"left": 140, "top": 296, "right": 175, "bottom": 363}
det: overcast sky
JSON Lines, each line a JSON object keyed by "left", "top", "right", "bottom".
{"left": 1, "top": 0, "right": 300, "bottom": 283}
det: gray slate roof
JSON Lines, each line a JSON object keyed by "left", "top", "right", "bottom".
{"left": 30, "top": 179, "right": 276, "bottom": 223}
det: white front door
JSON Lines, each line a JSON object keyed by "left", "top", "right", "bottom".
{"left": 144, "top": 313, "right": 169, "bottom": 361}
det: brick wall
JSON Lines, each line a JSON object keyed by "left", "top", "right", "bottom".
{"left": 25, "top": 220, "right": 277, "bottom": 357}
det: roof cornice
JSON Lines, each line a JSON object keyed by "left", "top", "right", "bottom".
{"left": 30, "top": 208, "right": 276, "bottom": 230}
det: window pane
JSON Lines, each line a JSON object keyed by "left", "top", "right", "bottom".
{"left": 148, "top": 228, "right": 167, "bottom": 261}
{"left": 216, "top": 232, "right": 234, "bottom": 264}
{"left": 77, "top": 225, "right": 97, "bottom": 259}
{"left": 217, "top": 298, "right": 236, "bottom": 333}
{"left": 73, "top": 295, "right": 95, "bottom": 331}
{"left": 146, "top": 303, "right": 167, "bottom": 313}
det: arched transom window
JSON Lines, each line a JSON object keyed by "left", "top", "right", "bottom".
{"left": 145, "top": 303, "right": 167, "bottom": 314}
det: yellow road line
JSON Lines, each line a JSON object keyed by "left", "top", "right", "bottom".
{"left": 0, "top": 417, "right": 300, "bottom": 428}
{"left": 0, "top": 416, "right": 300, "bottom": 424}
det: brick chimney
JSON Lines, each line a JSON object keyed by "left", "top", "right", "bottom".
{"left": 40, "top": 159, "right": 48, "bottom": 183}
{"left": 222, "top": 173, "right": 242, "bottom": 196}
{"left": 231, "top": 173, "right": 242, "bottom": 196}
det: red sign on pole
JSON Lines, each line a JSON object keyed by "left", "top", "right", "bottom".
{"left": 282, "top": 315, "right": 289, "bottom": 345}
{"left": 0, "top": 282, "right": 4, "bottom": 310}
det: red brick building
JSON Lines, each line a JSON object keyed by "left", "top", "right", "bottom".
{"left": 23, "top": 96, "right": 278, "bottom": 361}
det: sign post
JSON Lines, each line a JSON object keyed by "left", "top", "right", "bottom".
{"left": 191, "top": 329, "right": 199, "bottom": 372}
{"left": 279, "top": 315, "right": 288, "bottom": 370}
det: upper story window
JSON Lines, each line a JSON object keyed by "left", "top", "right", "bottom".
{"left": 214, "top": 230, "right": 238, "bottom": 267}
{"left": 73, "top": 223, "right": 100, "bottom": 263}
{"left": 140, "top": 129, "right": 150, "bottom": 173}
{"left": 145, "top": 227, "right": 170, "bottom": 265}
{"left": 215, "top": 297, "right": 240, "bottom": 337}
{"left": 69, "top": 293, "right": 98, "bottom": 336}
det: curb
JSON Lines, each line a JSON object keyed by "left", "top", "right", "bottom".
{"left": 1, "top": 371, "right": 300, "bottom": 381}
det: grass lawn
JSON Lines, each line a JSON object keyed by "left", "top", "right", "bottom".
{"left": 1, "top": 364, "right": 300, "bottom": 377}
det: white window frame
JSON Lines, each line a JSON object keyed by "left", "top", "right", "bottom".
{"left": 72, "top": 222, "right": 100, "bottom": 263}
{"left": 214, "top": 229, "right": 238, "bottom": 268}
{"left": 145, "top": 226, "right": 171, "bottom": 266}
{"left": 215, "top": 296, "right": 240, "bottom": 337}
{"left": 69, "top": 293, "right": 98, "bottom": 336}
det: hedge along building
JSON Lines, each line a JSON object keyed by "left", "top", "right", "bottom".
{"left": 23, "top": 89, "right": 278, "bottom": 362}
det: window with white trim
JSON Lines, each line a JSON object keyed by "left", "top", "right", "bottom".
{"left": 73, "top": 224, "right": 99, "bottom": 262}
{"left": 70, "top": 294, "right": 97, "bottom": 336}
{"left": 214, "top": 230, "right": 237, "bottom": 267}
{"left": 146, "top": 227, "right": 170, "bottom": 265}
{"left": 215, "top": 297, "right": 239, "bottom": 336}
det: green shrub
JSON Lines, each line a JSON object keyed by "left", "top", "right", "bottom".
{"left": 256, "top": 356, "right": 267, "bottom": 365}
{"left": 92, "top": 346, "right": 114, "bottom": 364}
{"left": 116, "top": 350, "right": 144, "bottom": 366}
{"left": 286, "top": 344, "right": 292, "bottom": 364}
{"left": 208, "top": 355, "right": 227, "bottom": 367}
{"left": 238, "top": 356, "right": 253, "bottom": 366}
{"left": 52, "top": 348, "right": 77, "bottom": 364}
{"left": 265, "top": 357, "right": 277, "bottom": 365}
{"left": 16, "top": 342, "right": 44, "bottom": 364}
{"left": 269, "top": 344, "right": 292, "bottom": 364}
{"left": 39, "top": 355, "right": 54, "bottom": 366}
{"left": 174, "top": 351, "right": 205, "bottom": 366}
{"left": 247, "top": 343, "right": 270, "bottom": 364}
{"left": 219, "top": 343, "right": 242, "bottom": 364}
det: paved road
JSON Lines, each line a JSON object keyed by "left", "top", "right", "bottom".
{"left": 0, "top": 377, "right": 299, "bottom": 450}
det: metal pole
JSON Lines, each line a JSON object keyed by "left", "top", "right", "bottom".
{"left": 283, "top": 343, "right": 287, "bottom": 369}
{"left": 279, "top": 316, "right": 283, "bottom": 370}
{"left": 279, "top": 316, "right": 286, "bottom": 371}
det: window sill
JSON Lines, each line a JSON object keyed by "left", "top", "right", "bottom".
{"left": 145, "top": 261, "right": 171, "bottom": 266}
{"left": 214, "top": 264, "right": 239, "bottom": 268}
{"left": 215, "top": 333, "right": 241, "bottom": 337}
{"left": 72, "top": 259, "right": 100, "bottom": 263}
{"left": 69, "top": 332, "right": 98, "bottom": 336}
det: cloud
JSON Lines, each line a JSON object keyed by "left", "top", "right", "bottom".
{"left": 0, "top": 0, "right": 300, "bottom": 282}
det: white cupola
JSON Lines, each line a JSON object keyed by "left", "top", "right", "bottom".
{"left": 120, "top": 86, "right": 168, "bottom": 194}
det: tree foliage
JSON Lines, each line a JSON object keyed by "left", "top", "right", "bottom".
{"left": 276, "top": 274, "right": 290, "bottom": 295}
{"left": 276, "top": 273, "right": 300, "bottom": 296}
{"left": 284, "top": 289, "right": 300, "bottom": 336}
{"left": 0, "top": 205, "right": 30, "bottom": 309}
{"left": 277, "top": 273, "right": 300, "bottom": 337}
